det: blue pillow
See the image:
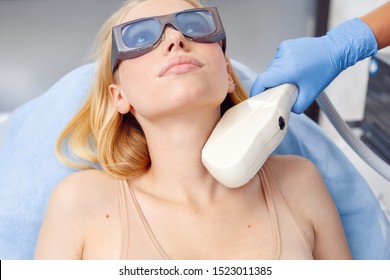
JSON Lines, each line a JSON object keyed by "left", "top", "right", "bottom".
{"left": 0, "top": 61, "right": 389, "bottom": 259}
{"left": 0, "top": 64, "right": 94, "bottom": 259}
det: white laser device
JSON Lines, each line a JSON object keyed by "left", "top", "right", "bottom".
{"left": 202, "top": 83, "right": 298, "bottom": 188}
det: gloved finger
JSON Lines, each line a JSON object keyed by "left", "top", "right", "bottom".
{"left": 291, "top": 87, "right": 313, "bottom": 114}
{"left": 249, "top": 69, "right": 287, "bottom": 97}
{"left": 249, "top": 76, "right": 266, "bottom": 97}
{"left": 291, "top": 95, "right": 306, "bottom": 114}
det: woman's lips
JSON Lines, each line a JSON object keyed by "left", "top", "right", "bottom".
{"left": 159, "top": 56, "right": 204, "bottom": 77}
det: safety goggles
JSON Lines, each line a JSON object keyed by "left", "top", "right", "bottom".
{"left": 111, "top": 7, "right": 226, "bottom": 73}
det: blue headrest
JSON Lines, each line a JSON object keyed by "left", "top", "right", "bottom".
{"left": 0, "top": 61, "right": 389, "bottom": 259}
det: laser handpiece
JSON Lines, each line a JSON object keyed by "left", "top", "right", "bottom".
{"left": 202, "top": 84, "right": 298, "bottom": 188}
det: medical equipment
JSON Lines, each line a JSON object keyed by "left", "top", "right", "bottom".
{"left": 202, "top": 84, "right": 297, "bottom": 188}
{"left": 317, "top": 91, "right": 390, "bottom": 182}
{"left": 316, "top": 54, "right": 390, "bottom": 183}
{"left": 360, "top": 53, "right": 390, "bottom": 164}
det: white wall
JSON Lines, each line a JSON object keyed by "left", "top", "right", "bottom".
{"left": 0, "top": 0, "right": 317, "bottom": 112}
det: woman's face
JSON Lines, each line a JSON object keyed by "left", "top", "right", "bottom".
{"left": 110, "top": 0, "right": 234, "bottom": 123}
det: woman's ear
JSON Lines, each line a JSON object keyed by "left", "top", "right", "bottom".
{"left": 109, "top": 84, "right": 131, "bottom": 114}
{"left": 226, "top": 63, "right": 235, "bottom": 93}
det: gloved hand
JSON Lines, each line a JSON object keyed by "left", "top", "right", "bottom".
{"left": 250, "top": 18, "right": 378, "bottom": 114}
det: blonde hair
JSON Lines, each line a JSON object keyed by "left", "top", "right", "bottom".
{"left": 56, "top": 0, "right": 248, "bottom": 179}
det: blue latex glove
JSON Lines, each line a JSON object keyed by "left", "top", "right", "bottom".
{"left": 250, "top": 18, "right": 378, "bottom": 114}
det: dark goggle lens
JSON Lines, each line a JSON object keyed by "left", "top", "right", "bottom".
{"left": 175, "top": 10, "right": 216, "bottom": 38}
{"left": 121, "top": 10, "right": 217, "bottom": 49}
{"left": 122, "top": 19, "right": 161, "bottom": 48}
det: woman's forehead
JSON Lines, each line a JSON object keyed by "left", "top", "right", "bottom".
{"left": 122, "top": 0, "right": 196, "bottom": 23}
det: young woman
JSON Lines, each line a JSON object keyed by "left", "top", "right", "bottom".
{"left": 34, "top": 0, "right": 351, "bottom": 260}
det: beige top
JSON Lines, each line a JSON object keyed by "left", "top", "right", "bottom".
{"left": 117, "top": 162, "right": 313, "bottom": 260}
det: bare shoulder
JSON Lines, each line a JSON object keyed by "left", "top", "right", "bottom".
{"left": 267, "top": 154, "right": 319, "bottom": 175}
{"left": 50, "top": 169, "right": 118, "bottom": 212}
{"left": 266, "top": 155, "right": 330, "bottom": 216}
{"left": 57, "top": 169, "right": 116, "bottom": 190}
{"left": 55, "top": 169, "right": 117, "bottom": 197}
{"left": 266, "top": 155, "right": 351, "bottom": 259}
{"left": 49, "top": 169, "right": 122, "bottom": 227}
{"left": 35, "top": 169, "right": 120, "bottom": 259}
{"left": 266, "top": 155, "right": 325, "bottom": 194}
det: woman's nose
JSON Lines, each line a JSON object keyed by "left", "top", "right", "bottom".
{"left": 161, "top": 27, "right": 190, "bottom": 54}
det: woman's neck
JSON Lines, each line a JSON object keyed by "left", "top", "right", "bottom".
{"left": 133, "top": 108, "right": 224, "bottom": 202}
